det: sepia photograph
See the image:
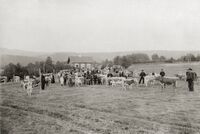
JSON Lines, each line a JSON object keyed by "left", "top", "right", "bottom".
{"left": 1, "top": 0, "right": 200, "bottom": 133}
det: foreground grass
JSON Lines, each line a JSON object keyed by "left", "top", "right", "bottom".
{"left": 1, "top": 82, "right": 200, "bottom": 134}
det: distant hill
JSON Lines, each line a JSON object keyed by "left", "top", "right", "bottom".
{"left": 0, "top": 47, "right": 50, "bottom": 57}
{"left": 0, "top": 55, "right": 42, "bottom": 67}
{"left": 0, "top": 47, "right": 200, "bottom": 67}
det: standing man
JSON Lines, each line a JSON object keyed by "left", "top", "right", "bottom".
{"left": 160, "top": 69, "right": 165, "bottom": 77}
{"left": 41, "top": 73, "right": 46, "bottom": 90}
{"left": 186, "top": 68, "right": 197, "bottom": 92}
{"left": 139, "top": 70, "right": 146, "bottom": 84}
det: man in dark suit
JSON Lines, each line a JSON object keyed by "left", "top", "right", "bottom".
{"left": 186, "top": 68, "right": 197, "bottom": 92}
{"left": 160, "top": 69, "right": 165, "bottom": 77}
{"left": 41, "top": 73, "right": 45, "bottom": 90}
{"left": 139, "top": 70, "right": 146, "bottom": 84}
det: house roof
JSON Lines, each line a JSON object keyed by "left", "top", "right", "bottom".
{"left": 70, "top": 56, "right": 95, "bottom": 63}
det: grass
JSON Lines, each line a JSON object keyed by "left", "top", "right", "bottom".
{"left": 1, "top": 80, "right": 200, "bottom": 134}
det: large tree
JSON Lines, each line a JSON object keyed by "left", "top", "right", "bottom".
{"left": 151, "top": 54, "right": 160, "bottom": 62}
{"left": 45, "top": 57, "right": 54, "bottom": 73}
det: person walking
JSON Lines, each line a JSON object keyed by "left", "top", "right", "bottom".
{"left": 139, "top": 70, "right": 146, "bottom": 84}
{"left": 186, "top": 68, "right": 197, "bottom": 92}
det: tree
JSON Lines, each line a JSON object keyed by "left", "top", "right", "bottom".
{"left": 45, "top": 57, "right": 54, "bottom": 73}
{"left": 121, "top": 56, "right": 131, "bottom": 68}
{"left": 151, "top": 54, "right": 160, "bottom": 62}
{"left": 185, "top": 54, "right": 196, "bottom": 61}
{"left": 196, "top": 54, "right": 200, "bottom": 61}
{"left": 160, "top": 56, "right": 166, "bottom": 62}
{"left": 101, "top": 59, "right": 113, "bottom": 69}
{"left": 1, "top": 63, "right": 16, "bottom": 81}
{"left": 113, "top": 56, "right": 121, "bottom": 65}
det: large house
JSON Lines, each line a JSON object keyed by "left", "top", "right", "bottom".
{"left": 69, "top": 56, "right": 95, "bottom": 70}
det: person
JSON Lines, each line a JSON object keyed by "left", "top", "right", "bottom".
{"left": 41, "top": 73, "right": 45, "bottom": 90}
{"left": 139, "top": 70, "right": 146, "bottom": 84}
{"left": 51, "top": 74, "right": 55, "bottom": 84}
{"left": 160, "top": 69, "right": 165, "bottom": 77}
{"left": 186, "top": 68, "right": 197, "bottom": 92}
{"left": 63, "top": 74, "right": 67, "bottom": 86}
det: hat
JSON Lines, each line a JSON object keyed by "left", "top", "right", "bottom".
{"left": 188, "top": 68, "right": 192, "bottom": 71}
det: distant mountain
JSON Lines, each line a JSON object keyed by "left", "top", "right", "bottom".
{"left": 0, "top": 47, "right": 200, "bottom": 67}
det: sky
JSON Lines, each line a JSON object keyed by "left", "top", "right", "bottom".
{"left": 1, "top": 0, "right": 200, "bottom": 52}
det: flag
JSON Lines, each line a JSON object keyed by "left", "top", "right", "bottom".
{"left": 67, "top": 57, "right": 70, "bottom": 64}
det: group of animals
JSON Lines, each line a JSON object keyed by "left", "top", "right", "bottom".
{"left": 18, "top": 70, "right": 190, "bottom": 96}
{"left": 106, "top": 74, "right": 178, "bottom": 90}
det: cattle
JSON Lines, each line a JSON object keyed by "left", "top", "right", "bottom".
{"left": 110, "top": 77, "right": 126, "bottom": 88}
{"left": 123, "top": 78, "right": 138, "bottom": 90}
{"left": 155, "top": 76, "right": 177, "bottom": 89}
{"left": 13, "top": 76, "right": 20, "bottom": 83}
{"left": 75, "top": 76, "right": 84, "bottom": 87}
{"left": 98, "top": 74, "right": 107, "bottom": 85}
{"left": 21, "top": 79, "right": 33, "bottom": 96}
{"left": 0, "top": 76, "right": 7, "bottom": 83}
{"left": 174, "top": 74, "right": 186, "bottom": 80}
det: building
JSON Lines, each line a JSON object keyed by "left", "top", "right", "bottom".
{"left": 70, "top": 56, "right": 95, "bottom": 70}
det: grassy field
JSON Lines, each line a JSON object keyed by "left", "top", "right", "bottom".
{"left": 1, "top": 80, "right": 200, "bottom": 134}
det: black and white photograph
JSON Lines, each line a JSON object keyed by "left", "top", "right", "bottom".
{"left": 1, "top": 0, "right": 200, "bottom": 133}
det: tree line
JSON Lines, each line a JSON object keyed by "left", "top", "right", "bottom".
{"left": 101, "top": 53, "right": 200, "bottom": 69}
{"left": 1, "top": 57, "right": 72, "bottom": 81}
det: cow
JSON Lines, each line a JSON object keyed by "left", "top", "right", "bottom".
{"left": 98, "top": 74, "right": 108, "bottom": 85}
{"left": 21, "top": 79, "right": 33, "bottom": 96}
{"left": 75, "top": 76, "right": 84, "bottom": 87}
{"left": 110, "top": 77, "right": 126, "bottom": 88}
{"left": 13, "top": 76, "right": 20, "bottom": 83}
{"left": 155, "top": 76, "right": 177, "bottom": 89}
{"left": 174, "top": 74, "right": 186, "bottom": 80}
{"left": 123, "top": 78, "right": 138, "bottom": 90}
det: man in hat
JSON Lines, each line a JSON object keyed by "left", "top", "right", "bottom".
{"left": 139, "top": 70, "right": 146, "bottom": 84}
{"left": 160, "top": 69, "right": 165, "bottom": 77}
{"left": 186, "top": 68, "right": 196, "bottom": 92}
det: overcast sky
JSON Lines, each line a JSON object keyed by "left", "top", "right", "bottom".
{"left": 1, "top": 0, "right": 200, "bottom": 52}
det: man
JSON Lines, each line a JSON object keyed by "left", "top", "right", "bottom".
{"left": 160, "top": 69, "right": 165, "bottom": 77}
{"left": 51, "top": 74, "right": 55, "bottom": 84}
{"left": 186, "top": 68, "right": 197, "bottom": 92}
{"left": 41, "top": 73, "right": 46, "bottom": 90}
{"left": 139, "top": 70, "right": 146, "bottom": 84}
